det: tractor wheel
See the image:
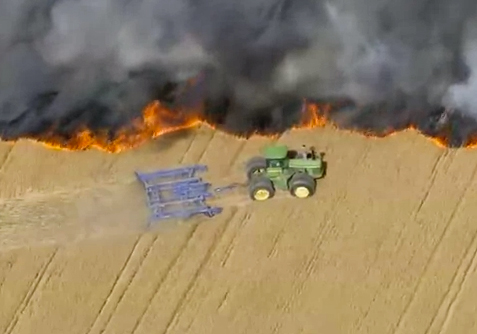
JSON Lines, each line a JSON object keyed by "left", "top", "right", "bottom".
{"left": 245, "top": 156, "right": 267, "bottom": 180}
{"left": 249, "top": 176, "right": 275, "bottom": 201}
{"left": 289, "top": 173, "right": 315, "bottom": 199}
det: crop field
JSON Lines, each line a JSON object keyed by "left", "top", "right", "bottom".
{"left": 0, "top": 125, "right": 477, "bottom": 334}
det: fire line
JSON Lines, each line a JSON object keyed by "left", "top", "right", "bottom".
{"left": 1, "top": 100, "right": 475, "bottom": 153}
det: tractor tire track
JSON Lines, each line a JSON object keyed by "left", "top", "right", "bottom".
{"left": 84, "top": 235, "right": 143, "bottom": 334}
{"left": 354, "top": 149, "right": 451, "bottom": 331}
{"left": 301, "top": 145, "right": 372, "bottom": 277}
{"left": 220, "top": 211, "right": 253, "bottom": 267}
{"left": 0, "top": 145, "right": 14, "bottom": 174}
{"left": 409, "top": 150, "right": 452, "bottom": 220}
{"left": 178, "top": 131, "right": 199, "bottom": 164}
{"left": 280, "top": 144, "right": 372, "bottom": 314}
{"left": 195, "top": 131, "right": 217, "bottom": 164}
{"left": 434, "top": 233, "right": 477, "bottom": 334}
{"left": 125, "top": 223, "right": 201, "bottom": 334}
{"left": 3, "top": 248, "right": 58, "bottom": 334}
{"left": 0, "top": 253, "right": 18, "bottom": 297}
{"left": 168, "top": 209, "right": 250, "bottom": 333}
{"left": 225, "top": 140, "right": 247, "bottom": 175}
{"left": 390, "top": 162, "right": 477, "bottom": 334}
{"left": 0, "top": 146, "right": 15, "bottom": 198}
{"left": 266, "top": 209, "right": 298, "bottom": 259}
{"left": 159, "top": 209, "right": 241, "bottom": 334}
{"left": 92, "top": 229, "right": 182, "bottom": 334}
{"left": 423, "top": 171, "right": 477, "bottom": 334}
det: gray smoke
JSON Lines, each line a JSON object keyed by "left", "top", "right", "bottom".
{"left": 0, "top": 0, "right": 476, "bottom": 138}
{"left": 444, "top": 20, "right": 477, "bottom": 112}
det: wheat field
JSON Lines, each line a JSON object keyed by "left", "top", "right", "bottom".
{"left": 0, "top": 125, "right": 476, "bottom": 334}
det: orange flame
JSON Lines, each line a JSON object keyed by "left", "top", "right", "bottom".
{"left": 35, "top": 101, "right": 203, "bottom": 153}
{"left": 296, "top": 103, "right": 477, "bottom": 149}
{"left": 4, "top": 100, "right": 477, "bottom": 152}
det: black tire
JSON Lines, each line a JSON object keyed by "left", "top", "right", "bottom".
{"left": 245, "top": 156, "right": 267, "bottom": 180}
{"left": 248, "top": 176, "right": 275, "bottom": 201}
{"left": 289, "top": 173, "right": 315, "bottom": 198}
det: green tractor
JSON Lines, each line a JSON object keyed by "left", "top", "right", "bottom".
{"left": 245, "top": 144, "right": 326, "bottom": 201}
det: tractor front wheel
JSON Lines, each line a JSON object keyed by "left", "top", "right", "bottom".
{"left": 245, "top": 156, "right": 267, "bottom": 180}
{"left": 289, "top": 173, "right": 315, "bottom": 199}
{"left": 249, "top": 176, "right": 275, "bottom": 201}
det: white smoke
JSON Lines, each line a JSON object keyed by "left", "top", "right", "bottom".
{"left": 275, "top": 1, "right": 477, "bottom": 110}
{"left": 443, "top": 22, "right": 477, "bottom": 115}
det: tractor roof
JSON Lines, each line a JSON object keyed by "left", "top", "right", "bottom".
{"left": 262, "top": 144, "right": 288, "bottom": 159}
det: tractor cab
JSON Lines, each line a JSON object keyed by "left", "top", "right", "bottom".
{"left": 262, "top": 145, "right": 289, "bottom": 169}
{"left": 267, "top": 159, "right": 285, "bottom": 168}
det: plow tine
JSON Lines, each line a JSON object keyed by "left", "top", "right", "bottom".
{"left": 135, "top": 164, "right": 223, "bottom": 224}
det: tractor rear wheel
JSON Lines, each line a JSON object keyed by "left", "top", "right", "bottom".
{"left": 249, "top": 176, "right": 275, "bottom": 201}
{"left": 289, "top": 173, "right": 315, "bottom": 199}
{"left": 245, "top": 156, "right": 267, "bottom": 180}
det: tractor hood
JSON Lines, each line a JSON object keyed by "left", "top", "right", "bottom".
{"left": 288, "top": 158, "right": 322, "bottom": 169}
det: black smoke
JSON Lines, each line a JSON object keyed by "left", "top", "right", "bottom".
{"left": 1, "top": 0, "right": 477, "bottom": 146}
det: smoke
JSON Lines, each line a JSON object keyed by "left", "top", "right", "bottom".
{"left": 443, "top": 21, "right": 477, "bottom": 113}
{"left": 0, "top": 0, "right": 477, "bottom": 141}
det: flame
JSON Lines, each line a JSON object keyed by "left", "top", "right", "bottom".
{"left": 4, "top": 99, "right": 477, "bottom": 152}
{"left": 296, "top": 103, "right": 477, "bottom": 149}
{"left": 35, "top": 101, "right": 204, "bottom": 153}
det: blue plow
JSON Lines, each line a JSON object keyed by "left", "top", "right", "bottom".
{"left": 135, "top": 164, "right": 223, "bottom": 224}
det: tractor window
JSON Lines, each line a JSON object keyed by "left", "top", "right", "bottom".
{"left": 267, "top": 159, "right": 283, "bottom": 168}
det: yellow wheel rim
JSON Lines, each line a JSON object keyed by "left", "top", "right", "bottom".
{"left": 254, "top": 189, "right": 270, "bottom": 201}
{"left": 294, "top": 186, "right": 310, "bottom": 198}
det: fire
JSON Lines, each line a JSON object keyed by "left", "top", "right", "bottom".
{"left": 4, "top": 99, "right": 477, "bottom": 152}
{"left": 295, "top": 102, "right": 329, "bottom": 129}
{"left": 26, "top": 100, "right": 334, "bottom": 153}
{"left": 34, "top": 101, "right": 204, "bottom": 153}
{"left": 297, "top": 103, "right": 477, "bottom": 149}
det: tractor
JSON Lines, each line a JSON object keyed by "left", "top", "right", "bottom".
{"left": 245, "top": 144, "right": 325, "bottom": 201}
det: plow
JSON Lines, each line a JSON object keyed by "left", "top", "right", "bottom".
{"left": 135, "top": 164, "right": 225, "bottom": 225}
